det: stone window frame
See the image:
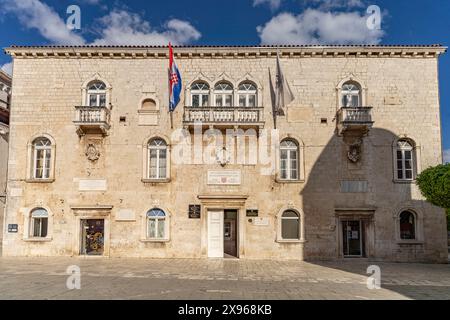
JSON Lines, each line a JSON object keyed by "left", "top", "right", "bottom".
{"left": 237, "top": 81, "right": 258, "bottom": 107}
{"left": 275, "top": 205, "right": 305, "bottom": 243}
{"left": 26, "top": 133, "right": 56, "bottom": 183}
{"left": 140, "top": 206, "right": 172, "bottom": 243}
{"left": 190, "top": 81, "right": 211, "bottom": 107}
{"left": 275, "top": 134, "right": 305, "bottom": 183}
{"left": 392, "top": 136, "right": 421, "bottom": 183}
{"left": 394, "top": 207, "right": 423, "bottom": 244}
{"left": 336, "top": 75, "right": 367, "bottom": 109}
{"left": 141, "top": 135, "right": 171, "bottom": 183}
{"left": 81, "top": 74, "right": 112, "bottom": 108}
{"left": 23, "top": 206, "right": 53, "bottom": 242}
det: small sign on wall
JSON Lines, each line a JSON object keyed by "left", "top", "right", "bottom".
{"left": 253, "top": 218, "right": 269, "bottom": 226}
{"left": 8, "top": 224, "right": 18, "bottom": 233}
{"left": 188, "top": 205, "right": 201, "bottom": 219}
{"left": 246, "top": 209, "right": 259, "bottom": 217}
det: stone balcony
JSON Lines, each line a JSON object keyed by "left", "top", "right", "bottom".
{"left": 183, "top": 106, "right": 265, "bottom": 129}
{"left": 74, "top": 106, "right": 111, "bottom": 136}
{"left": 337, "top": 106, "right": 374, "bottom": 136}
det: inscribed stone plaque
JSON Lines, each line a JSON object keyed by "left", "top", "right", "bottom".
{"left": 79, "top": 179, "right": 107, "bottom": 191}
{"left": 253, "top": 217, "right": 269, "bottom": 226}
{"left": 207, "top": 170, "right": 241, "bottom": 185}
{"left": 116, "top": 209, "right": 136, "bottom": 221}
{"left": 340, "top": 180, "right": 368, "bottom": 193}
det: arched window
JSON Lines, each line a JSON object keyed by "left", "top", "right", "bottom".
{"left": 395, "top": 139, "right": 415, "bottom": 180}
{"left": 148, "top": 138, "right": 167, "bottom": 179}
{"left": 87, "top": 81, "right": 107, "bottom": 107}
{"left": 238, "top": 82, "right": 257, "bottom": 107}
{"left": 280, "top": 139, "right": 299, "bottom": 180}
{"left": 281, "top": 210, "right": 300, "bottom": 240}
{"left": 191, "top": 82, "right": 210, "bottom": 107}
{"left": 147, "top": 208, "right": 166, "bottom": 239}
{"left": 399, "top": 211, "right": 416, "bottom": 240}
{"left": 32, "top": 137, "right": 52, "bottom": 179}
{"left": 214, "top": 82, "right": 233, "bottom": 107}
{"left": 141, "top": 98, "right": 157, "bottom": 111}
{"left": 341, "top": 81, "right": 362, "bottom": 108}
{"left": 30, "top": 208, "right": 48, "bottom": 238}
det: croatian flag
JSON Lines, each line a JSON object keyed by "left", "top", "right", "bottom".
{"left": 169, "top": 43, "right": 182, "bottom": 112}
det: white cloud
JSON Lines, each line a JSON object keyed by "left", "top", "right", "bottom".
{"left": 91, "top": 10, "right": 201, "bottom": 46}
{"left": 1, "top": 1, "right": 201, "bottom": 46}
{"left": 1, "top": 62, "right": 12, "bottom": 75}
{"left": 253, "top": 0, "right": 282, "bottom": 10}
{"left": 444, "top": 149, "right": 450, "bottom": 164}
{"left": 0, "top": 0, "right": 85, "bottom": 45}
{"left": 303, "top": 0, "right": 366, "bottom": 9}
{"left": 257, "top": 8, "right": 384, "bottom": 45}
{"left": 81, "top": 0, "right": 101, "bottom": 4}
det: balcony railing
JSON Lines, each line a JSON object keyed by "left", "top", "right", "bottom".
{"left": 74, "top": 106, "right": 111, "bottom": 136}
{"left": 183, "top": 106, "right": 264, "bottom": 127}
{"left": 337, "top": 106, "right": 374, "bottom": 135}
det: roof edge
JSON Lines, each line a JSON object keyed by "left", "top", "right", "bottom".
{"left": 4, "top": 44, "right": 447, "bottom": 58}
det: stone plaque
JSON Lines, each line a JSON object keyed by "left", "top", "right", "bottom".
{"left": 116, "top": 209, "right": 135, "bottom": 221}
{"left": 253, "top": 217, "right": 269, "bottom": 226}
{"left": 340, "top": 180, "right": 368, "bottom": 193}
{"left": 138, "top": 112, "right": 159, "bottom": 126}
{"left": 207, "top": 170, "right": 241, "bottom": 185}
{"left": 79, "top": 179, "right": 107, "bottom": 191}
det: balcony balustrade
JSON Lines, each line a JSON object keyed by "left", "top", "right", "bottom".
{"left": 74, "top": 106, "right": 111, "bottom": 136}
{"left": 337, "top": 106, "right": 374, "bottom": 135}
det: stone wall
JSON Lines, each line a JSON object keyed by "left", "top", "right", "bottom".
{"left": 2, "top": 46, "right": 447, "bottom": 262}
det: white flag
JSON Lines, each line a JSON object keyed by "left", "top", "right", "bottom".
{"left": 275, "top": 53, "right": 294, "bottom": 115}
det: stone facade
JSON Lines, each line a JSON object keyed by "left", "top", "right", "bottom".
{"left": 1, "top": 45, "right": 448, "bottom": 262}
{"left": 0, "top": 69, "right": 11, "bottom": 254}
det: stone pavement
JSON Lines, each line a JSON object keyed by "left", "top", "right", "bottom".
{"left": 0, "top": 257, "right": 449, "bottom": 300}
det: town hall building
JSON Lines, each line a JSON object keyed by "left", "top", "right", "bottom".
{"left": 1, "top": 44, "right": 448, "bottom": 262}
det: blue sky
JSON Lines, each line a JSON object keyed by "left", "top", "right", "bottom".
{"left": 0, "top": 0, "right": 449, "bottom": 161}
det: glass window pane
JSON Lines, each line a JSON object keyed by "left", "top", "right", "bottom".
{"left": 192, "top": 95, "right": 199, "bottom": 107}
{"left": 148, "top": 219, "right": 156, "bottom": 238}
{"left": 352, "top": 95, "right": 359, "bottom": 107}
{"left": 249, "top": 95, "right": 256, "bottom": 107}
{"left": 282, "top": 211, "right": 298, "bottom": 218}
{"left": 99, "top": 94, "right": 106, "bottom": 107}
{"left": 201, "top": 94, "right": 209, "bottom": 106}
{"left": 405, "top": 151, "right": 412, "bottom": 160}
{"left": 41, "top": 218, "right": 48, "bottom": 237}
{"left": 157, "top": 219, "right": 165, "bottom": 238}
{"left": 405, "top": 160, "right": 412, "bottom": 169}
{"left": 216, "top": 96, "right": 223, "bottom": 107}
{"left": 405, "top": 170, "right": 413, "bottom": 180}
{"left": 239, "top": 95, "right": 246, "bottom": 107}
{"left": 33, "top": 218, "right": 41, "bottom": 237}
{"left": 282, "top": 219, "right": 299, "bottom": 239}
{"left": 89, "top": 95, "right": 97, "bottom": 106}
{"left": 225, "top": 95, "right": 232, "bottom": 107}
{"left": 400, "top": 212, "right": 415, "bottom": 239}
{"left": 397, "top": 151, "right": 403, "bottom": 159}
{"left": 397, "top": 170, "right": 403, "bottom": 180}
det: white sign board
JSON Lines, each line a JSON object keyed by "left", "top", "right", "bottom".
{"left": 253, "top": 217, "right": 270, "bottom": 226}
{"left": 79, "top": 179, "right": 107, "bottom": 191}
{"left": 207, "top": 170, "right": 241, "bottom": 185}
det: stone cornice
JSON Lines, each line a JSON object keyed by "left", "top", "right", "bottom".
{"left": 4, "top": 45, "right": 447, "bottom": 59}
